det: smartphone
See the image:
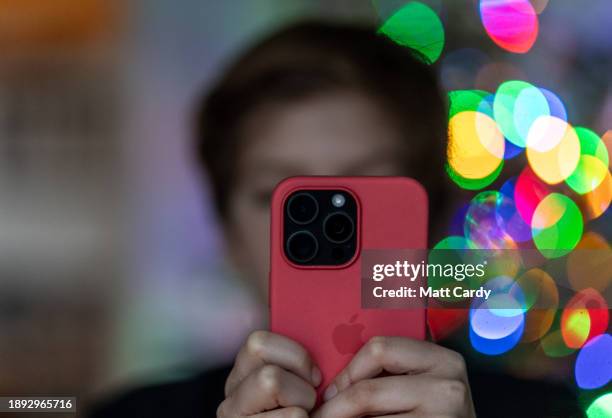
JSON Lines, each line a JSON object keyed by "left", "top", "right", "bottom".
{"left": 269, "top": 176, "right": 428, "bottom": 399}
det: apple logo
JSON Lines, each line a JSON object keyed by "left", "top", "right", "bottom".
{"left": 332, "top": 314, "right": 365, "bottom": 355}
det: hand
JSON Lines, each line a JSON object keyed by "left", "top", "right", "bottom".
{"left": 313, "top": 336, "right": 476, "bottom": 418}
{"left": 217, "top": 330, "right": 321, "bottom": 417}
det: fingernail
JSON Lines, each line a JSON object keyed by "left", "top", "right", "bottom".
{"left": 311, "top": 366, "right": 322, "bottom": 386}
{"left": 323, "top": 383, "right": 337, "bottom": 401}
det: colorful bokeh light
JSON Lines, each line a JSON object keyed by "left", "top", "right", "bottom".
{"left": 448, "top": 90, "right": 490, "bottom": 118}
{"left": 514, "top": 166, "right": 550, "bottom": 225}
{"left": 479, "top": 0, "right": 539, "bottom": 53}
{"left": 514, "top": 86, "right": 550, "bottom": 145}
{"left": 566, "top": 127, "right": 610, "bottom": 194}
{"left": 464, "top": 191, "right": 519, "bottom": 251}
{"left": 531, "top": 193, "right": 583, "bottom": 258}
{"left": 447, "top": 160, "right": 504, "bottom": 190}
{"left": 447, "top": 111, "right": 505, "bottom": 189}
{"left": 561, "top": 308, "right": 591, "bottom": 349}
{"left": 562, "top": 288, "right": 609, "bottom": 345}
{"left": 526, "top": 116, "right": 569, "bottom": 153}
{"left": 567, "top": 156, "right": 609, "bottom": 195}
{"left": 378, "top": 1, "right": 445, "bottom": 63}
{"left": 494, "top": 80, "right": 543, "bottom": 147}
{"left": 575, "top": 334, "right": 612, "bottom": 390}
{"left": 431, "top": 3, "right": 610, "bottom": 410}
{"left": 587, "top": 393, "right": 612, "bottom": 418}
{"left": 539, "top": 87, "right": 567, "bottom": 122}
{"left": 470, "top": 317, "right": 524, "bottom": 355}
{"left": 470, "top": 277, "right": 525, "bottom": 355}
{"left": 526, "top": 120, "right": 580, "bottom": 184}
{"left": 499, "top": 177, "right": 532, "bottom": 242}
{"left": 427, "top": 307, "right": 469, "bottom": 342}
{"left": 578, "top": 170, "right": 612, "bottom": 220}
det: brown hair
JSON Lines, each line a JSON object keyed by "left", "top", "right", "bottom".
{"left": 195, "top": 20, "right": 450, "bottom": 232}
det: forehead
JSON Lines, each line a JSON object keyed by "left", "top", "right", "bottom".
{"left": 238, "top": 92, "right": 404, "bottom": 175}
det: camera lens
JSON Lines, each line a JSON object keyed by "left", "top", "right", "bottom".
{"left": 323, "top": 212, "right": 355, "bottom": 244}
{"left": 286, "top": 231, "right": 319, "bottom": 263}
{"left": 287, "top": 192, "right": 319, "bottom": 225}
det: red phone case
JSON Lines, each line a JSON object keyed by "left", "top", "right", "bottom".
{"left": 269, "top": 176, "right": 428, "bottom": 398}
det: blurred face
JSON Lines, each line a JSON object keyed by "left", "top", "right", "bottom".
{"left": 226, "top": 91, "right": 405, "bottom": 301}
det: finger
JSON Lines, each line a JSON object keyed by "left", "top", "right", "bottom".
{"left": 315, "top": 375, "right": 419, "bottom": 418}
{"left": 251, "top": 406, "right": 309, "bottom": 418}
{"left": 328, "top": 336, "right": 466, "bottom": 396}
{"left": 226, "top": 330, "right": 321, "bottom": 395}
{"left": 314, "top": 375, "right": 467, "bottom": 418}
{"left": 220, "top": 365, "right": 317, "bottom": 416}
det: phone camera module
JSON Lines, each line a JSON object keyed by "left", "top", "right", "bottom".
{"left": 283, "top": 189, "right": 357, "bottom": 265}
{"left": 323, "top": 212, "right": 355, "bottom": 244}
{"left": 331, "top": 193, "right": 345, "bottom": 208}
{"left": 287, "top": 192, "right": 319, "bottom": 225}
{"left": 286, "top": 231, "right": 319, "bottom": 263}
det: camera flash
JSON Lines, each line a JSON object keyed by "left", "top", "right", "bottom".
{"left": 331, "top": 193, "right": 346, "bottom": 208}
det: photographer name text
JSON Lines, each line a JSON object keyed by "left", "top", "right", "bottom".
{"left": 371, "top": 260, "right": 491, "bottom": 300}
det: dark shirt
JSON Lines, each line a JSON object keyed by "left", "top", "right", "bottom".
{"left": 89, "top": 364, "right": 585, "bottom": 418}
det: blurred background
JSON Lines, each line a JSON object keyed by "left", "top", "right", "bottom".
{"left": 0, "top": 0, "right": 610, "bottom": 416}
